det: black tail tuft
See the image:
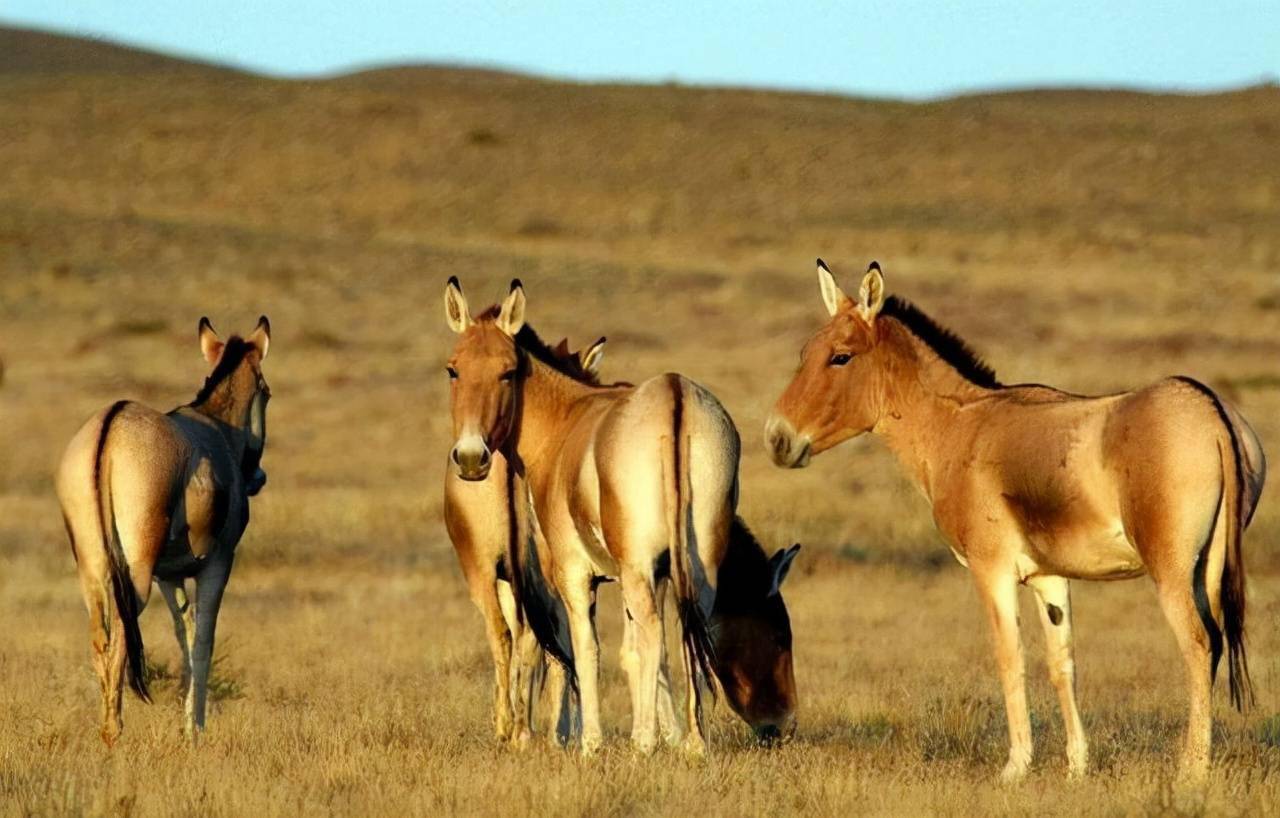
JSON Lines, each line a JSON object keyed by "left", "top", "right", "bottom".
{"left": 109, "top": 564, "right": 151, "bottom": 703}
{"left": 678, "top": 598, "right": 718, "bottom": 724}
{"left": 518, "top": 559, "right": 578, "bottom": 695}
{"left": 504, "top": 455, "right": 577, "bottom": 692}
{"left": 1223, "top": 564, "right": 1252, "bottom": 711}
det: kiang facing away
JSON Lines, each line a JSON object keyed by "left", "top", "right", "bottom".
{"left": 444, "top": 278, "right": 799, "bottom": 756}
{"left": 766, "top": 260, "right": 1265, "bottom": 783}
{"left": 443, "top": 335, "right": 605, "bottom": 746}
{"left": 56, "top": 317, "right": 272, "bottom": 745}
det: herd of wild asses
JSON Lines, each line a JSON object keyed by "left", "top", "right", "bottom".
{"left": 56, "top": 260, "right": 1265, "bottom": 783}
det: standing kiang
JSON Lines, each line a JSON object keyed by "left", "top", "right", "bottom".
{"left": 444, "top": 278, "right": 800, "bottom": 756}
{"left": 443, "top": 335, "right": 605, "bottom": 746}
{"left": 56, "top": 317, "right": 272, "bottom": 745}
{"left": 765, "top": 260, "right": 1265, "bottom": 783}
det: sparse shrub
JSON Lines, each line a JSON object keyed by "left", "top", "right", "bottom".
{"left": 837, "top": 543, "right": 871, "bottom": 563}
{"left": 466, "top": 127, "right": 501, "bottom": 146}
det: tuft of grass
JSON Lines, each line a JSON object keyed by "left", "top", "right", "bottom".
{"left": 113, "top": 318, "right": 169, "bottom": 336}
{"left": 141, "top": 648, "right": 246, "bottom": 703}
{"left": 849, "top": 713, "right": 898, "bottom": 746}
{"left": 915, "top": 696, "right": 1005, "bottom": 765}
{"left": 1256, "top": 714, "right": 1280, "bottom": 748}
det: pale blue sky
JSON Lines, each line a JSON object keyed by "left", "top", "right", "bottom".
{"left": 4, "top": 1, "right": 1278, "bottom": 99}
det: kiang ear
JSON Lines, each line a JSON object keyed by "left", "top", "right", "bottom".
{"left": 768, "top": 544, "right": 802, "bottom": 597}
{"left": 198, "top": 316, "right": 224, "bottom": 365}
{"left": 445, "top": 276, "right": 471, "bottom": 334}
{"left": 858, "top": 261, "right": 886, "bottom": 322}
{"left": 817, "top": 258, "right": 850, "bottom": 318}
{"left": 580, "top": 336, "right": 606, "bottom": 378}
{"left": 496, "top": 279, "right": 526, "bottom": 337}
{"left": 248, "top": 315, "right": 271, "bottom": 360}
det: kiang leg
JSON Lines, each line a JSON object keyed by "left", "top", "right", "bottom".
{"left": 158, "top": 578, "right": 197, "bottom": 733}
{"left": 472, "top": 579, "right": 515, "bottom": 742}
{"left": 563, "top": 574, "right": 603, "bottom": 755}
{"left": 543, "top": 654, "right": 574, "bottom": 746}
{"left": 79, "top": 569, "right": 126, "bottom": 747}
{"left": 190, "top": 553, "right": 233, "bottom": 737}
{"left": 497, "top": 579, "right": 536, "bottom": 746}
{"left": 972, "top": 561, "right": 1033, "bottom": 783}
{"left": 619, "top": 566, "right": 664, "bottom": 754}
{"left": 1027, "top": 575, "right": 1088, "bottom": 777}
{"left": 1152, "top": 564, "right": 1215, "bottom": 782}
{"left": 654, "top": 579, "right": 682, "bottom": 744}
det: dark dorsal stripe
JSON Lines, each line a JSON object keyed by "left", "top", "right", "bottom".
{"left": 881, "top": 295, "right": 1001, "bottom": 389}
{"left": 191, "top": 337, "right": 253, "bottom": 406}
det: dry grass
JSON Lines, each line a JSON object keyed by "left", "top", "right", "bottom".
{"left": 1, "top": 26, "right": 1279, "bottom": 817}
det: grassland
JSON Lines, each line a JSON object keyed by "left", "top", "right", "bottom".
{"left": 1, "top": 26, "right": 1278, "bottom": 816}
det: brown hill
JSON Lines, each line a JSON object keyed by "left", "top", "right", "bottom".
{"left": 0, "top": 25, "right": 239, "bottom": 75}
{"left": 1, "top": 25, "right": 1276, "bottom": 285}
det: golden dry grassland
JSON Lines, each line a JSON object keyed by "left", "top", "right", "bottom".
{"left": 1, "top": 27, "right": 1278, "bottom": 816}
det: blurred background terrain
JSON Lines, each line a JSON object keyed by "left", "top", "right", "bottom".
{"left": 0, "top": 23, "right": 1278, "bottom": 817}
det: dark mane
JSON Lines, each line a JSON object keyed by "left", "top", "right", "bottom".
{"left": 190, "top": 336, "right": 252, "bottom": 406}
{"left": 881, "top": 295, "right": 1001, "bottom": 388}
{"left": 476, "top": 305, "right": 610, "bottom": 385}
{"left": 713, "top": 517, "right": 774, "bottom": 614}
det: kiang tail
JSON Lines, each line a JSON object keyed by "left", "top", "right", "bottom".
{"left": 1219, "top": 419, "right": 1253, "bottom": 711}
{"left": 663, "top": 375, "right": 717, "bottom": 724}
{"left": 96, "top": 401, "right": 151, "bottom": 704}
{"left": 505, "top": 457, "right": 578, "bottom": 692}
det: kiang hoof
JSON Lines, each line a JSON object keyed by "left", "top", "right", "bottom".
{"left": 681, "top": 736, "right": 707, "bottom": 760}
{"left": 631, "top": 736, "right": 658, "bottom": 756}
{"left": 510, "top": 729, "right": 533, "bottom": 750}
{"left": 997, "top": 761, "right": 1029, "bottom": 786}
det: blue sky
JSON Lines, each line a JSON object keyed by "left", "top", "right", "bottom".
{"left": 5, "top": 2, "right": 1278, "bottom": 99}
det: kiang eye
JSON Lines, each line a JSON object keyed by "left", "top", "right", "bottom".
{"left": 446, "top": 366, "right": 459, "bottom": 380}
{"left": 498, "top": 369, "right": 517, "bottom": 382}
{"left": 829, "top": 353, "right": 853, "bottom": 366}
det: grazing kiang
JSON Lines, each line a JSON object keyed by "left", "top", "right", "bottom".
{"left": 56, "top": 317, "right": 272, "bottom": 744}
{"left": 765, "top": 260, "right": 1265, "bottom": 783}
{"left": 444, "top": 278, "right": 800, "bottom": 755}
{"left": 443, "top": 335, "right": 605, "bottom": 745}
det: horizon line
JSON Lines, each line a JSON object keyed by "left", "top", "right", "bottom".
{"left": 5, "top": 20, "right": 1278, "bottom": 104}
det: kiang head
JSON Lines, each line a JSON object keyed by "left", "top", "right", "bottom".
{"left": 711, "top": 521, "right": 801, "bottom": 745}
{"left": 766, "top": 259, "right": 888, "bottom": 469}
{"left": 194, "top": 315, "right": 272, "bottom": 495}
{"left": 444, "top": 277, "right": 528, "bottom": 481}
